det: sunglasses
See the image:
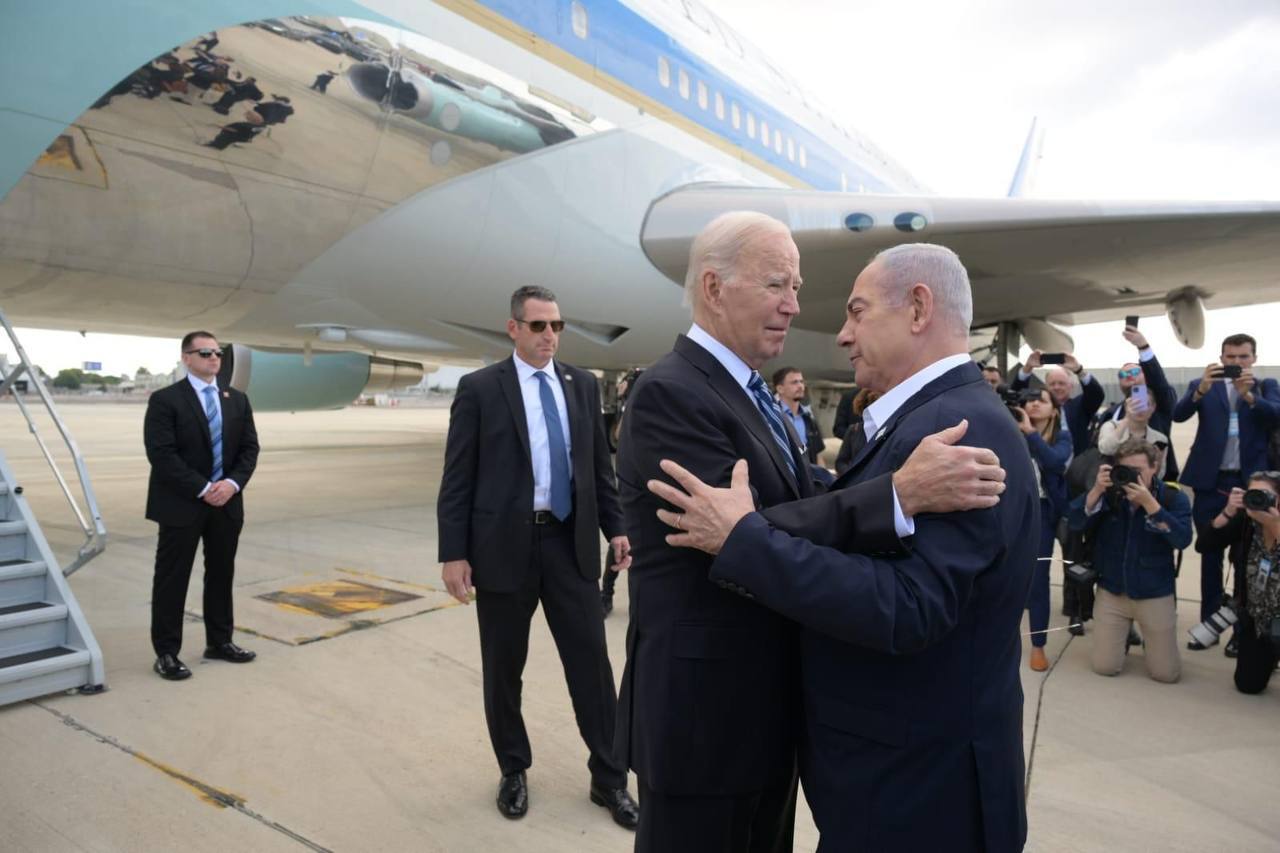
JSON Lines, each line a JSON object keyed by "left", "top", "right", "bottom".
{"left": 516, "top": 319, "right": 565, "bottom": 333}
{"left": 184, "top": 348, "right": 223, "bottom": 359}
{"left": 1117, "top": 367, "right": 1142, "bottom": 379}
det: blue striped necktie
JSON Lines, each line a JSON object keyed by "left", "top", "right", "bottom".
{"left": 202, "top": 385, "right": 224, "bottom": 481}
{"left": 747, "top": 372, "right": 797, "bottom": 480}
{"left": 535, "top": 371, "right": 572, "bottom": 521}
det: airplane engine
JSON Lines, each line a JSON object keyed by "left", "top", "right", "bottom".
{"left": 1017, "top": 318, "right": 1075, "bottom": 355}
{"left": 1165, "top": 288, "right": 1207, "bottom": 349}
{"left": 217, "top": 345, "right": 424, "bottom": 412}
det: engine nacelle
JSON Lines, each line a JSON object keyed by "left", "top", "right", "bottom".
{"left": 1017, "top": 318, "right": 1075, "bottom": 355}
{"left": 1166, "top": 288, "right": 1206, "bottom": 349}
{"left": 218, "top": 345, "right": 424, "bottom": 411}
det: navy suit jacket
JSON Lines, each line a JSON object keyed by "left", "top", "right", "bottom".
{"left": 1012, "top": 371, "right": 1104, "bottom": 456}
{"left": 1172, "top": 377, "right": 1280, "bottom": 492}
{"left": 711, "top": 361, "right": 1036, "bottom": 852}
{"left": 615, "top": 335, "right": 899, "bottom": 796}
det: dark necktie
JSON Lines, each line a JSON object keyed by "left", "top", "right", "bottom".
{"left": 535, "top": 371, "right": 572, "bottom": 521}
{"left": 747, "top": 372, "right": 797, "bottom": 480}
{"left": 202, "top": 385, "right": 223, "bottom": 481}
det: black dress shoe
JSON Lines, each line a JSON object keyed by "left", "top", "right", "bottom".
{"left": 1126, "top": 626, "right": 1142, "bottom": 648}
{"left": 154, "top": 654, "right": 191, "bottom": 680}
{"left": 1068, "top": 621, "right": 1085, "bottom": 637}
{"left": 204, "top": 642, "right": 256, "bottom": 663}
{"left": 496, "top": 771, "right": 528, "bottom": 819}
{"left": 1224, "top": 637, "right": 1239, "bottom": 658}
{"left": 589, "top": 781, "right": 639, "bottom": 830}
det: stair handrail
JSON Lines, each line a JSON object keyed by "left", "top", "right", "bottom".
{"left": 0, "top": 308, "right": 106, "bottom": 575}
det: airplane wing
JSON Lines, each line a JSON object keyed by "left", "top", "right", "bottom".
{"left": 640, "top": 186, "right": 1280, "bottom": 341}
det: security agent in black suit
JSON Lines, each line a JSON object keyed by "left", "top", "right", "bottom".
{"left": 144, "top": 332, "right": 259, "bottom": 680}
{"left": 437, "top": 287, "right": 638, "bottom": 828}
{"left": 617, "top": 215, "right": 1008, "bottom": 853}
{"left": 650, "top": 244, "right": 1032, "bottom": 853}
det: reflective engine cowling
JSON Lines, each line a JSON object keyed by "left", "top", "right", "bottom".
{"left": 217, "top": 344, "right": 424, "bottom": 411}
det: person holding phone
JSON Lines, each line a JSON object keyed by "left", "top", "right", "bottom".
{"left": 1011, "top": 350, "right": 1105, "bottom": 456}
{"left": 1174, "top": 333, "right": 1280, "bottom": 655}
{"left": 1096, "top": 321, "right": 1179, "bottom": 479}
{"left": 1097, "top": 385, "right": 1170, "bottom": 480}
{"left": 1015, "top": 388, "right": 1072, "bottom": 671}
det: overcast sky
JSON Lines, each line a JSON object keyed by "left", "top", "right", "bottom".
{"left": 4, "top": 0, "right": 1279, "bottom": 379}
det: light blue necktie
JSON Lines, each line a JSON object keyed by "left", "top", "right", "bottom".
{"left": 747, "top": 372, "right": 798, "bottom": 481}
{"left": 202, "top": 385, "right": 224, "bottom": 482}
{"left": 535, "top": 371, "right": 572, "bottom": 521}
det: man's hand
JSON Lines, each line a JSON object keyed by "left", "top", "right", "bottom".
{"left": 893, "top": 420, "right": 1006, "bottom": 516}
{"left": 1224, "top": 487, "right": 1245, "bottom": 518}
{"left": 1198, "top": 362, "right": 1222, "bottom": 396}
{"left": 1089, "top": 463, "right": 1114, "bottom": 506}
{"left": 442, "top": 559, "right": 474, "bottom": 604}
{"left": 1122, "top": 480, "right": 1159, "bottom": 515}
{"left": 202, "top": 480, "right": 235, "bottom": 507}
{"left": 1122, "top": 327, "right": 1150, "bottom": 349}
{"left": 1235, "top": 369, "right": 1257, "bottom": 403}
{"left": 609, "top": 535, "right": 632, "bottom": 571}
{"left": 1063, "top": 353, "right": 1082, "bottom": 374}
{"left": 1024, "top": 350, "right": 1043, "bottom": 371}
{"left": 648, "top": 459, "right": 753, "bottom": 555}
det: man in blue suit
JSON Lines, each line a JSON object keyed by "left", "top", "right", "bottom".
{"left": 648, "top": 244, "right": 1036, "bottom": 852}
{"left": 1172, "top": 333, "right": 1280, "bottom": 653}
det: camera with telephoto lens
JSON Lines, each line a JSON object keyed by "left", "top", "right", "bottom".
{"left": 1243, "top": 489, "right": 1278, "bottom": 512}
{"left": 1110, "top": 464, "right": 1139, "bottom": 488}
{"left": 1002, "top": 388, "right": 1043, "bottom": 422}
{"left": 1187, "top": 597, "right": 1238, "bottom": 648}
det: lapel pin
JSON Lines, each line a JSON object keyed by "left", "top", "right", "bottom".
{"left": 222, "top": 391, "right": 230, "bottom": 398}
{"left": 874, "top": 427, "right": 887, "bottom": 441}
{"left": 563, "top": 374, "right": 573, "bottom": 382}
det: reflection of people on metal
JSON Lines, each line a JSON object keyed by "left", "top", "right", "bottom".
{"left": 204, "top": 97, "right": 294, "bottom": 151}
{"left": 310, "top": 70, "right": 338, "bottom": 93}
{"left": 212, "top": 76, "right": 263, "bottom": 115}
{"left": 197, "top": 32, "right": 220, "bottom": 54}
{"left": 92, "top": 54, "right": 190, "bottom": 108}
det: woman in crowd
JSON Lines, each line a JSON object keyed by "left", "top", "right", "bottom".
{"left": 1196, "top": 471, "right": 1280, "bottom": 693}
{"left": 1016, "top": 388, "right": 1072, "bottom": 671}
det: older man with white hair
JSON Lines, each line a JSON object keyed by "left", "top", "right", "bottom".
{"left": 648, "top": 243, "right": 1037, "bottom": 852}
{"left": 616, "top": 220, "right": 1009, "bottom": 853}
{"left": 1012, "top": 350, "right": 1106, "bottom": 456}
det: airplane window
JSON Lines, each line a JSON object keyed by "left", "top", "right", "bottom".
{"left": 731, "top": 102, "right": 741, "bottom": 129}
{"left": 747, "top": 113, "right": 755, "bottom": 139}
{"left": 571, "top": 2, "right": 588, "bottom": 39}
{"left": 658, "top": 56, "right": 670, "bottom": 88}
{"left": 774, "top": 129, "right": 782, "bottom": 154}
{"left": 714, "top": 91, "right": 724, "bottom": 120}
{"left": 678, "top": 68, "right": 690, "bottom": 100}
{"left": 697, "top": 80, "right": 708, "bottom": 110}
{"left": 786, "top": 137, "right": 795, "bottom": 162}
{"left": 760, "top": 120, "right": 769, "bottom": 147}
{"left": 799, "top": 146, "right": 807, "bottom": 168}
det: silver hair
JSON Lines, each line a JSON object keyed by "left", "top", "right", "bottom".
{"left": 869, "top": 243, "right": 973, "bottom": 336}
{"left": 683, "top": 211, "right": 791, "bottom": 308}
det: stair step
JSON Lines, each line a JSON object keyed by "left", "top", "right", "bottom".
{"left": 0, "top": 601, "right": 66, "bottom": 628}
{"left": 0, "top": 519, "right": 28, "bottom": 537}
{"left": 0, "top": 601, "right": 53, "bottom": 617}
{"left": 0, "top": 647, "right": 92, "bottom": 690}
{"left": 0, "top": 559, "right": 46, "bottom": 581}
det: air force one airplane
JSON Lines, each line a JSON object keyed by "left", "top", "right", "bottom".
{"left": 4, "top": 0, "right": 1280, "bottom": 410}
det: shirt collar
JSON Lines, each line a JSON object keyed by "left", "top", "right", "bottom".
{"left": 513, "top": 351, "right": 557, "bottom": 382}
{"left": 863, "top": 353, "right": 973, "bottom": 441}
{"left": 686, "top": 322, "right": 754, "bottom": 392}
{"left": 187, "top": 372, "right": 217, "bottom": 394}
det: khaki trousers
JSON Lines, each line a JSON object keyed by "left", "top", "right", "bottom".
{"left": 1091, "top": 588, "right": 1181, "bottom": 683}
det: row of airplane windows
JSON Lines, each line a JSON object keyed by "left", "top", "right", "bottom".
{"left": 657, "top": 56, "right": 808, "bottom": 168}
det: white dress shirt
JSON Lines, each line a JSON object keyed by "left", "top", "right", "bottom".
{"left": 862, "top": 353, "right": 975, "bottom": 537}
{"left": 513, "top": 351, "right": 574, "bottom": 511}
{"left": 186, "top": 373, "right": 240, "bottom": 496}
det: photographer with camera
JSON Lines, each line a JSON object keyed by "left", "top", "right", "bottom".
{"left": 1012, "top": 350, "right": 1105, "bottom": 456}
{"left": 1069, "top": 438, "right": 1192, "bottom": 682}
{"left": 1174, "top": 333, "right": 1280, "bottom": 655}
{"left": 1194, "top": 471, "right": 1280, "bottom": 693}
{"left": 1015, "top": 387, "right": 1072, "bottom": 671}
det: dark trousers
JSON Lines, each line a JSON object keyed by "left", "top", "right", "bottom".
{"left": 1193, "top": 472, "right": 1243, "bottom": 621}
{"left": 1027, "top": 499, "right": 1056, "bottom": 648}
{"left": 600, "top": 546, "right": 619, "bottom": 596}
{"left": 635, "top": 769, "right": 797, "bottom": 853}
{"left": 1234, "top": 612, "right": 1277, "bottom": 694}
{"left": 475, "top": 521, "right": 626, "bottom": 788}
{"left": 150, "top": 506, "right": 243, "bottom": 656}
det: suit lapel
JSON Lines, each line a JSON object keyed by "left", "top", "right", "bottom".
{"left": 834, "top": 362, "right": 983, "bottom": 487}
{"left": 674, "top": 336, "right": 801, "bottom": 498}
{"left": 497, "top": 358, "right": 532, "bottom": 462}
{"left": 180, "top": 379, "right": 213, "bottom": 448}
{"left": 555, "top": 362, "right": 588, "bottom": 472}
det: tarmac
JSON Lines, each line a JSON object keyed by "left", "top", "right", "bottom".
{"left": 1, "top": 402, "right": 1278, "bottom": 852}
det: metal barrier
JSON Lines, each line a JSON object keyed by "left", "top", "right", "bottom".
{"left": 0, "top": 309, "right": 106, "bottom": 575}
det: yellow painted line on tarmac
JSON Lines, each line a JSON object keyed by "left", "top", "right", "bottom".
{"left": 335, "top": 566, "right": 444, "bottom": 593}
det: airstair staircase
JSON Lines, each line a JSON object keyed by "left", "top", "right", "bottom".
{"left": 0, "top": 309, "right": 106, "bottom": 705}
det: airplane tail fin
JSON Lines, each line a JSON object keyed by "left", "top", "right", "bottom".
{"left": 1007, "top": 117, "right": 1043, "bottom": 198}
